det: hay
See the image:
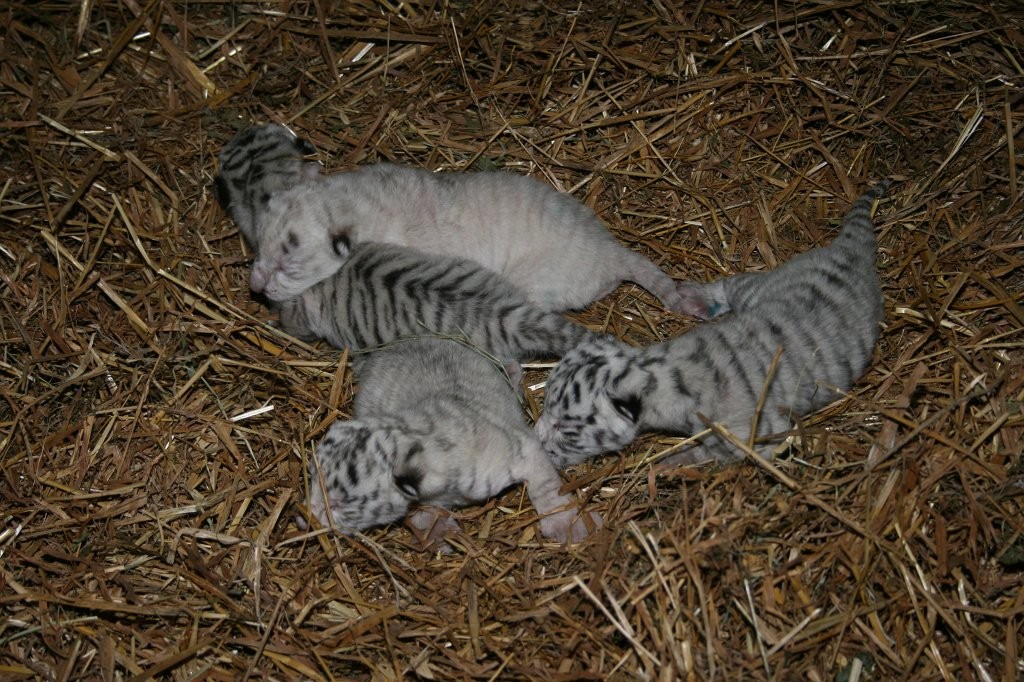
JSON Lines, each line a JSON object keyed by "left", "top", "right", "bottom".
{"left": 1, "top": 1, "right": 1022, "bottom": 678}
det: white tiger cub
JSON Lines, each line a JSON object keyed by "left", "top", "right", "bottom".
{"left": 241, "top": 140, "right": 686, "bottom": 312}
{"left": 536, "top": 183, "right": 890, "bottom": 467}
{"left": 305, "top": 338, "right": 600, "bottom": 545}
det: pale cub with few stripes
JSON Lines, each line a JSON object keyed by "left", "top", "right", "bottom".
{"left": 232, "top": 125, "right": 686, "bottom": 312}
{"left": 306, "top": 338, "right": 600, "bottom": 545}
{"left": 536, "top": 183, "right": 890, "bottom": 467}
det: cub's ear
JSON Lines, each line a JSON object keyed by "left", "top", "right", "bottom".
{"left": 331, "top": 231, "right": 352, "bottom": 258}
{"left": 611, "top": 394, "right": 642, "bottom": 423}
{"left": 212, "top": 175, "right": 231, "bottom": 210}
{"left": 393, "top": 441, "right": 425, "bottom": 499}
{"left": 393, "top": 468, "right": 422, "bottom": 499}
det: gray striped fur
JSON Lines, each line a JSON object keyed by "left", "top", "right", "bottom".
{"left": 213, "top": 123, "right": 321, "bottom": 249}
{"left": 536, "top": 183, "right": 890, "bottom": 467}
{"left": 275, "top": 240, "right": 598, "bottom": 362}
{"left": 306, "top": 338, "right": 599, "bottom": 544}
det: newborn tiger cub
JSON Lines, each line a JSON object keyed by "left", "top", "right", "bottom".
{"left": 229, "top": 127, "right": 685, "bottom": 312}
{"left": 276, "top": 240, "right": 597, "bottom": 363}
{"left": 214, "top": 124, "right": 595, "bottom": 363}
{"left": 305, "top": 338, "right": 600, "bottom": 546}
{"left": 536, "top": 183, "right": 890, "bottom": 467}
{"left": 213, "top": 123, "right": 321, "bottom": 248}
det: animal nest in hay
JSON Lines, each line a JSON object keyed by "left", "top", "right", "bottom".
{"left": 1, "top": 1, "right": 1021, "bottom": 679}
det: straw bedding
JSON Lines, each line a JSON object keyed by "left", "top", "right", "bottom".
{"left": 1, "top": 1, "right": 1021, "bottom": 679}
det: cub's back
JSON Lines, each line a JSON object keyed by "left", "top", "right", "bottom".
{"left": 276, "top": 240, "right": 595, "bottom": 362}
{"left": 353, "top": 338, "right": 519, "bottom": 422}
{"left": 452, "top": 171, "right": 641, "bottom": 309}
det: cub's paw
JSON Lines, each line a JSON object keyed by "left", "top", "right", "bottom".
{"left": 407, "top": 507, "right": 461, "bottom": 554}
{"left": 675, "top": 282, "right": 727, "bottom": 319}
{"left": 503, "top": 360, "right": 524, "bottom": 390}
{"left": 539, "top": 508, "right": 602, "bottom": 544}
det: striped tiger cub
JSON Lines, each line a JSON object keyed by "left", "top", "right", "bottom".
{"left": 275, "top": 241, "right": 598, "bottom": 363}
{"left": 305, "top": 338, "right": 600, "bottom": 546}
{"left": 536, "top": 183, "right": 891, "bottom": 467}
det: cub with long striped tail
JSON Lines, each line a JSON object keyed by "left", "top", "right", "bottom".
{"left": 536, "top": 183, "right": 891, "bottom": 467}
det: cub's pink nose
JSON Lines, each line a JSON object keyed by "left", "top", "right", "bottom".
{"left": 249, "top": 265, "right": 268, "bottom": 293}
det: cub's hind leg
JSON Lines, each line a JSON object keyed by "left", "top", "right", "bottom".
{"left": 612, "top": 248, "right": 688, "bottom": 314}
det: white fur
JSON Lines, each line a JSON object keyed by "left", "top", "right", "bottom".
{"left": 306, "top": 338, "right": 601, "bottom": 545}
{"left": 249, "top": 163, "right": 685, "bottom": 312}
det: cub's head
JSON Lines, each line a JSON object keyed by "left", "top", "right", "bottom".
{"left": 535, "top": 335, "right": 649, "bottom": 468}
{"left": 305, "top": 419, "right": 425, "bottom": 533}
{"left": 247, "top": 183, "right": 361, "bottom": 301}
{"left": 213, "top": 123, "right": 321, "bottom": 247}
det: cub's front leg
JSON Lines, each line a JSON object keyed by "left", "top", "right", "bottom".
{"left": 515, "top": 439, "right": 601, "bottom": 543}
